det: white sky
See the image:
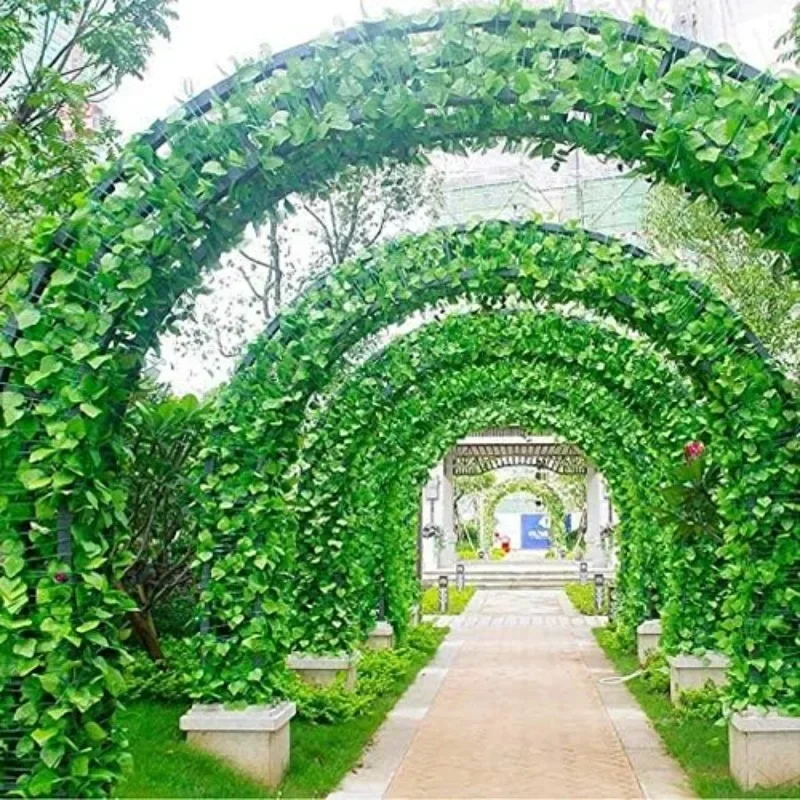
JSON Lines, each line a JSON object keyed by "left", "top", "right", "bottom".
{"left": 107, "top": 0, "right": 795, "bottom": 137}
{"left": 107, "top": 0, "right": 432, "bottom": 136}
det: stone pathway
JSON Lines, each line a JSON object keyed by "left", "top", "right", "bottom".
{"left": 330, "top": 590, "right": 691, "bottom": 800}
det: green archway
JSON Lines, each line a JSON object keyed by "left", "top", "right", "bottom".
{"left": 1, "top": 5, "right": 798, "bottom": 793}
{"left": 294, "top": 310, "right": 696, "bottom": 651}
{"left": 481, "top": 478, "right": 567, "bottom": 550}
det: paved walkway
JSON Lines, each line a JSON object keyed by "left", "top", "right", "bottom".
{"left": 331, "top": 590, "right": 691, "bottom": 800}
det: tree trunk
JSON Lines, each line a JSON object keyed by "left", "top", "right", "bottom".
{"left": 129, "top": 608, "right": 164, "bottom": 661}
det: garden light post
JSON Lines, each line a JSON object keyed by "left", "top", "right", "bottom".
{"left": 456, "top": 563, "right": 466, "bottom": 591}
{"left": 438, "top": 575, "right": 449, "bottom": 614}
{"left": 594, "top": 573, "right": 605, "bottom": 613}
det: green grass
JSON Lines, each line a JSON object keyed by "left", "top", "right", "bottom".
{"left": 594, "top": 628, "right": 800, "bottom": 799}
{"left": 116, "top": 626, "right": 448, "bottom": 798}
{"left": 564, "top": 581, "right": 608, "bottom": 615}
{"left": 421, "top": 584, "right": 476, "bottom": 614}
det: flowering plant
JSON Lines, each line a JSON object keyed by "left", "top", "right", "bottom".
{"left": 662, "top": 442, "right": 722, "bottom": 544}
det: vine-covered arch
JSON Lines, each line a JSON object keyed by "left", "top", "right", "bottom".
{"left": 480, "top": 477, "right": 567, "bottom": 548}
{"left": 2, "top": 5, "right": 799, "bottom": 793}
{"left": 293, "top": 309, "right": 696, "bottom": 648}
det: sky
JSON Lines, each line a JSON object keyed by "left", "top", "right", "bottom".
{"left": 107, "top": 0, "right": 432, "bottom": 136}
{"left": 107, "top": 0, "right": 796, "bottom": 138}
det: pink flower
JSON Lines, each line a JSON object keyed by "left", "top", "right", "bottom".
{"left": 683, "top": 441, "right": 705, "bottom": 462}
{"left": 54, "top": 572, "right": 69, "bottom": 584}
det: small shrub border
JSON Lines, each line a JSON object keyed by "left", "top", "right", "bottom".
{"left": 421, "top": 586, "right": 476, "bottom": 616}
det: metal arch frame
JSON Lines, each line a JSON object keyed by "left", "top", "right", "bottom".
{"left": 9, "top": 5, "right": 791, "bottom": 340}
{"left": 256, "top": 219, "right": 771, "bottom": 363}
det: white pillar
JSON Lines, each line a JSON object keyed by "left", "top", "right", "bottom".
{"left": 439, "top": 454, "right": 456, "bottom": 568}
{"left": 420, "top": 456, "right": 456, "bottom": 571}
{"left": 585, "top": 464, "right": 606, "bottom": 567}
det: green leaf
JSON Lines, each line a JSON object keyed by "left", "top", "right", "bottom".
{"left": 201, "top": 160, "right": 227, "bottom": 176}
{"left": 79, "top": 403, "right": 103, "bottom": 419}
{"left": 84, "top": 721, "right": 107, "bottom": 743}
{"left": 118, "top": 266, "right": 152, "bottom": 290}
{"left": 16, "top": 307, "right": 41, "bottom": 330}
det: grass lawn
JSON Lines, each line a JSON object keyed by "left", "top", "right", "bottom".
{"left": 421, "top": 584, "right": 476, "bottom": 614}
{"left": 116, "top": 626, "right": 448, "bottom": 798}
{"left": 594, "top": 628, "right": 800, "bottom": 799}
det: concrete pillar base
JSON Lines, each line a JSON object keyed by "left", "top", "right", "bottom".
{"left": 667, "top": 652, "right": 729, "bottom": 703}
{"left": 730, "top": 709, "right": 800, "bottom": 790}
{"left": 287, "top": 653, "right": 359, "bottom": 689}
{"left": 367, "top": 621, "right": 395, "bottom": 650}
{"left": 636, "top": 619, "right": 662, "bottom": 665}
{"left": 180, "top": 702, "right": 295, "bottom": 787}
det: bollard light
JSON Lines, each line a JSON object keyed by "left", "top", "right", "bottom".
{"left": 455, "top": 563, "right": 466, "bottom": 591}
{"left": 607, "top": 583, "right": 617, "bottom": 621}
{"left": 438, "top": 575, "right": 449, "bottom": 614}
{"left": 594, "top": 573, "right": 605, "bottom": 613}
{"left": 579, "top": 560, "right": 588, "bottom": 584}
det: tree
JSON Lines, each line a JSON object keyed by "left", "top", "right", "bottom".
{"left": 0, "top": 0, "right": 177, "bottom": 286}
{"left": 777, "top": 3, "right": 800, "bottom": 63}
{"left": 163, "top": 161, "right": 442, "bottom": 382}
{"left": 115, "top": 387, "right": 206, "bottom": 660}
{"left": 644, "top": 185, "right": 800, "bottom": 373}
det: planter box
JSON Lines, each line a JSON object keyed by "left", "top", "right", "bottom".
{"left": 180, "top": 702, "right": 295, "bottom": 787}
{"left": 730, "top": 709, "right": 800, "bottom": 790}
{"left": 287, "top": 652, "right": 358, "bottom": 689}
{"left": 636, "top": 619, "right": 662, "bottom": 665}
{"left": 367, "top": 621, "right": 395, "bottom": 650}
{"left": 667, "top": 652, "right": 730, "bottom": 703}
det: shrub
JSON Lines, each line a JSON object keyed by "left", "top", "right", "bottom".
{"left": 123, "top": 637, "right": 195, "bottom": 703}
{"left": 291, "top": 623, "right": 447, "bottom": 723}
{"left": 673, "top": 684, "right": 725, "bottom": 723}
{"left": 564, "top": 582, "right": 609, "bottom": 615}
{"left": 420, "top": 585, "right": 476, "bottom": 615}
{"left": 641, "top": 652, "right": 670, "bottom": 694}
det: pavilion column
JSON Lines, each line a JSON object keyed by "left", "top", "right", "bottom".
{"left": 420, "top": 455, "right": 456, "bottom": 572}
{"left": 438, "top": 453, "right": 457, "bottom": 568}
{"left": 585, "top": 463, "right": 607, "bottom": 567}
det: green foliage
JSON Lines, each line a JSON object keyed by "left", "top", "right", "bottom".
{"left": 641, "top": 652, "right": 670, "bottom": 695}
{"left": 777, "top": 4, "right": 800, "bottom": 63}
{"left": 1, "top": 4, "right": 799, "bottom": 792}
{"left": 420, "top": 586, "right": 476, "bottom": 615}
{"left": 123, "top": 638, "right": 195, "bottom": 704}
{"left": 674, "top": 685, "right": 725, "bottom": 723}
{"left": 565, "top": 582, "right": 609, "bottom": 615}
{"left": 0, "top": 0, "right": 176, "bottom": 286}
{"left": 119, "top": 389, "right": 207, "bottom": 659}
{"left": 645, "top": 184, "right": 800, "bottom": 372}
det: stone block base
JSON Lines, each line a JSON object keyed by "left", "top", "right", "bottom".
{"left": 667, "top": 652, "right": 729, "bottom": 703}
{"left": 636, "top": 619, "right": 662, "bottom": 665}
{"left": 287, "top": 652, "right": 358, "bottom": 689}
{"left": 367, "top": 621, "right": 394, "bottom": 650}
{"left": 730, "top": 709, "right": 800, "bottom": 790}
{"left": 180, "top": 702, "right": 295, "bottom": 787}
